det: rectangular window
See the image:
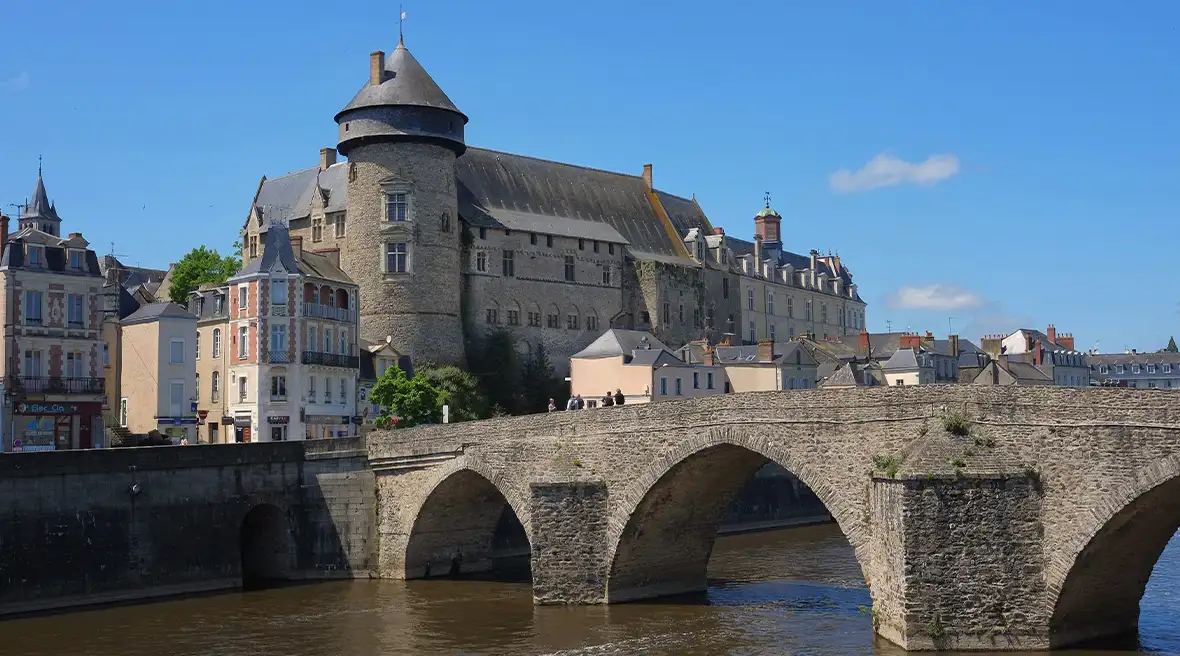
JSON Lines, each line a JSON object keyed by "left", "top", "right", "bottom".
{"left": 340, "top": 332, "right": 347, "bottom": 356}
{"left": 660, "top": 377, "right": 668, "bottom": 396}
{"left": 476, "top": 251, "right": 487, "bottom": 272}
{"left": 1147, "top": 364, "right": 1157, "bottom": 374}
{"left": 749, "top": 321, "right": 756, "bottom": 343}
{"left": 239, "top": 376, "right": 248, "bottom": 401}
{"left": 249, "top": 235, "right": 258, "bottom": 258}
{"left": 308, "top": 375, "right": 317, "bottom": 402}
{"left": 679, "top": 304, "right": 684, "bottom": 323}
{"left": 65, "top": 351, "right": 85, "bottom": 378}
{"left": 324, "top": 328, "right": 333, "bottom": 354}
{"left": 239, "top": 326, "right": 249, "bottom": 358}
{"left": 325, "top": 376, "right": 333, "bottom": 403}
{"left": 546, "top": 235, "right": 554, "bottom": 248}
{"left": 693, "top": 308, "right": 700, "bottom": 328}
{"left": 507, "top": 309, "right": 520, "bottom": 326}
{"left": 386, "top": 192, "right": 408, "bottom": 221}
{"left": 530, "top": 233, "right": 538, "bottom": 246}
{"left": 608, "top": 243, "right": 615, "bottom": 255}
{"left": 1132, "top": 364, "right": 1141, "bottom": 374}
{"left": 822, "top": 304, "right": 828, "bottom": 324}
{"left": 170, "top": 381, "right": 185, "bottom": 414}
{"left": 238, "top": 286, "right": 248, "bottom": 312}
{"left": 270, "top": 324, "right": 287, "bottom": 353}
{"left": 586, "top": 315, "right": 597, "bottom": 332}
{"left": 1116, "top": 365, "right": 1125, "bottom": 374}
{"left": 528, "top": 312, "right": 541, "bottom": 327}
{"left": 196, "top": 332, "right": 201, "bottom": 360}
{"left": 335, "top": 213, "right": 347, "bottom": 237}
{"left": 213, "top": 329, "right": 221, "bottom": 357}
{"left": 1165, "top": 364, "right": 1173, "bottom": 374}
{"left": 170, "top": 338, "right": 185, "bottom": 365}
{"left": 502, "top": 250, "right": 515, "bottom": 277}
{"left": 675, "top": 378, "right": 682, "bottom": 396}
{"left": 566, "top": 314, "right": 579, "bottom": 330}
{"left": 271, "top": 375, "right": 287, "bottom": 400}
{"left": 706, "top": 372, "right": 714, "bottom": 389}
{"left": 641, "top": 311, "right": 650, "bottom": 324}
{"left": 564, "top": 256, "right": 575, "bottom": 282}
{"left": 486, "top": 308, "right": 498, "bottom": 325}
{"left": 26, "top": 245, "right": 43, "bottom": 267}
{"left": 747, "top": 287, "right": 755, "bottom": 311}
{"left": 546, "top": 313, "right": 559, "bottom": 329}
{"left": 23, "top": 350, "right": 43, "bottom": 377}
{"left": 693, "top": 372, "right": 700, "bottom": 389}
{"left": 103, "top": 343, "right": 109, "bottom": 366}
{"left": 270, "top": 279, "right": 286, "bottom": 306}
{"left": 787, "top": 297, "right": 793, "bottom": 318}
{"left": 271, "top": 425, "right": 287, "bottom": 442}
{"left": 770, "top": 324, "right": 776, "bottom": 342}
{"left": 311, "top": 217, "right": 323, "bottom": 242}
{"left": 24, "top": 291, "right": 42, "bottom": 325}
{"left": 768, "top": 293, "right": 776, "bottom": 316}
{"left": 479, "top": 227, "right": 487, "bottom": 240}
{"left": 68, "top": 249, "right": 83, "bottom": 270}
{"left": 340, "top": 378, "right": 347, "bottom": 405}
{"left": 67, "top": 294, "right": 85, "bottom": 327}
{"left": 662, "top": 303, "right": 670, "bottom": 324}
{"left": 386, "top": 242, "right": 408, "bottom": 273}
{"left": 578, "top": 239, "right": 585, "bottom": 250}
{"left": 722, "top": 278, "right": 729, "bottom": 299}
{"left": 601, "top": 266, "right": 611, "bottom": 285}
{"left": 593, "top": 241, "right": 600, "bottom": 253}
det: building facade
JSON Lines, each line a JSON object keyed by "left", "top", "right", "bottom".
{"left": 195, "top": 224, "right": 361, "bottom": 442}
{"left": 118, "top": 303, "right": 198, "bottom": 442}
{"left": 239, "top": 39, "right": 867, "bottom": 376}
{"left": 0, "top": 173, "right": 107, "bottom": 452}
{"left": 1089, "top": 352, "right": 1180, "bottom": 389}
{"left": 569, "top": 329, "right": 725, "bottom": 405}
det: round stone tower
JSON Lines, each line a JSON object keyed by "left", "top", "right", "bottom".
{"left": 334, "top": 38, "right": 468, "bottom": 367}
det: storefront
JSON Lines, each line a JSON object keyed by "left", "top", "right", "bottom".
{"left": 11, "top": 401, "right": 103, "bottom": 452}
{"left": 155, "top": 417, "right": 198, "bottom": 444}
{"left": 233, "top": 413, "right": 253, "bottom": 443}
{"left": 267, "top": 415, "right": 290, "bottom": 442}
{"left": 304, "top": 414, "right": 356, "bottom": 439}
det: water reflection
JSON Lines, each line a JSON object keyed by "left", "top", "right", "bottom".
{"left": 0, "top": 524, "right": 1176, "bottom": 655}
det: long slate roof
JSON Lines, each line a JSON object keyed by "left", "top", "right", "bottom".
{"left": 122, "top": 302, "right": 196, "bottom": 326}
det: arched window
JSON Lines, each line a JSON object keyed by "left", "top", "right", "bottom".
{"left": 212, "top": 328, "right": 222, "bottom": 358}
{"left": 212, "top": 371, "right": 221, "bottom": 401}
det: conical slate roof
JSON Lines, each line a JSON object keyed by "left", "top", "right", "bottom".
{"left": 335, "top": 41, "right": 467, "bottom": 121}
{"left": 21, "top": 172, "right": 59, "bottom": 221}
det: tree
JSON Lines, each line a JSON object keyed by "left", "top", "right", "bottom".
{"left": 370, "top": 366, "right": 446, "bottom": 429}
{"left": 417, "top": 365, "right": 490, "bottom": 422}
{"left": 168, "top": 245, "right": 241, "bottom": 303}
{"left": 466, "top": 328, "right": 524, "bottom": 414}
{"left": 1164, "top": 337, "right": 1178, "bottom": 353}
{"left": 520, "top": 342, "right": 566, "bottom": 413}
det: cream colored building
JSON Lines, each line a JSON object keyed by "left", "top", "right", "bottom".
{"left": 570, "top": 329, "right": 725, "bottom": 406}
{"left": 117, "top": 303, "right": 198, "bottom": 442}
{"left": 190, "top": 283, "right": 233, "bottom": 442}
{"left": 711, "top": 341, "right": 819, "bottom": 392}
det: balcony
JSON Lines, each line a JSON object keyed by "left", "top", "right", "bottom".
{"left": 271, "top": 303, "right": 290, "bottom": 317}
{"left": 302, "top": 303, "right": 356, "bottom": 323}
{"left": 11, "top": 376, "right": 105, "bottom": 395}
{"left": 264, "top": 349, "right": 293, "bottom": 364}
{"left": 302, "top": 351, "right": 360, "bottom": 368}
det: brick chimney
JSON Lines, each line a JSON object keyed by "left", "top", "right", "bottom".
{"left": 715, "top": 227, "right": 724, "bottom": 236}
{"left": 702, "top": 344, "right": 715, "bottom": 366}
{"left": 753, "top": 233, "right": 763, "bottom": 273}
{"left": 642, "top": 164, "right": 653, "bottom": 192}
{"left": 320, "top": 148, "right": 337, "bottom": 171}
{"left": 948, "top": 334, "right": 960, "bottom": 359}
{"left": 900, "top": 333, "right": 922, "bottom": 350}
{"left": 920, "top": 331, "right": 935, "bottom": 351}
{"left": 1047, "top": 324, "right": 1057, "bottom": 345}
{"left": 0, "top": 214, "right": 9, "bottom": 255}
{"left": 370, "top": 51, "right": 385, "bottom": 85}
{"left": 980, "top": 334, "right": 1003, "bottom": 359}
{"left": 290, "top": 235, "right": 303, "bottom": 259}
{"left": 858, "top": 329, "right": 870, "bottom": 350}
{"left": 758, "top": 339, "right": 775, "bottom": 363}
{"left": 1033, "top": 338, "right": 1042, "bottom": 365}
{"left": 1058, "top": 333, "right": 1075, "bottom": 350}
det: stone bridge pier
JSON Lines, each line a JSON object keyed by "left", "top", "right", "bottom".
{"left": 368, "top": 387, "right": 1180, "bottom": 651}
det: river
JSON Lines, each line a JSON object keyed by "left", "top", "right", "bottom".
{"left": 1, "top": 524, "right": 1177, "bottom": 655}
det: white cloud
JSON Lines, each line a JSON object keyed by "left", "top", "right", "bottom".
{"left": 829, "top": 152, "right": 960, "bottom": 193}
{"left": 886, "top": 284, "right": 985, "bottom": 311}
{"left": 0, "top": 72, "right": 30, "bottom": 93}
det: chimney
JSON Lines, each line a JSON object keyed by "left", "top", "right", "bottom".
{"left": 310, "top": 247, "right": 340, "bottom": 267}
{"left": 68, "top": 232, "right": 82, "bottom": 240}
{"left": 642, "top": 164, "right": 653, "bottom": 192}
{"left": 981, "top": 334, "right": 1003, "bottom": 359}
{"left": 320, "top": 148, "right": 337, "bottom": 171}
{"left": 702, "top": 345, "right": 715, "bottom": 366}
{"left": 290, "top": 235, "right": 303, "bottom": 259}
{"left": 900, "top": 333, "right": 922, "bottom": 350}
{"left": 809, "top": 249, "right": 819, "bottom": 271}
{"left": 1033, "top": 338, "right": 1042, "bottom": 365}
{"left": 1047, "top": 324, "right": 1057, "bottom": 345}
{"left": 758, "top": 339, "right": 775, "bottom": 363}
{"left": 753, "top": 233, "right": 763, "bottom": 273}
{"left": 920, "top": 331, "right": 935, "bottom": 351}
{"left": 1058, "top": 333, "right": 1075, "bottom": 350}
{"left": 715, "top": 227, "right": 724, "bottom": 236}
{"left": 949, "top": 334, "right": 960, "bottom": 359}
{"left": 0, "top": 214, "right": 9, "bottom": 254}
{"left": 370, "top": 51, "right": 386, "bottom": 85}
{"left": 858, "top": 329, "right": 870, "bottom": 350}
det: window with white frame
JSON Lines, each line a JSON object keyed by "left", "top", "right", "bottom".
{"left": 169, "top": 380, "right": 185, "bottom": 415}
{"left": 325, "top": 376, "right": 333, "bottom": 403}
{"left": 196, "top": 373, "right": 200, "bottom": 400}
{"left": 747, "top": 287, "right": 754, "bottom": 311}
{"left": 503, "top": 250, "right": 515, "bottom": 277}
{"left": 67, "top": 294, "right": 84, "bottom": 327}
{"left": 270, "top": 375, "right": 287, "bottom": 400}
{"left": 1165, "top": 364, "right": 1173, "bottom": 374}
{"left": 103, "top": 343, "right": 109, "bottom": 366}
{"left": 324, "top": 328, "right": 333, "bottom": 354}
{"left": 476, "top": 251, "right": 487, "bottom": 272}
{"left": 1132, "top": 364, "right": 1141, "bottom": 374}
{"left": 26, "top": 244, "right": 44, "bottom": 267}
{"left": 386, "top": 192, "right": 408, "bottom": 222}
{"left": 787, "top": 296, "right": 793, "bottom": 318}
{"left": 68, "top": 249, "right": 84, "bottom": 270}
{"left": 212, "top": 328, "right": 221, "bottom": 357}
{"left": 270, "top": 324, "right": 287, "bottom": 352}
{"left": 334, "top": 212, "right": 347, "bottom": 237}
{"left": 238, "top": 285, "right": 247, "bottom": 312}
{"left": 195, "top": 332, "right": 201, "bottom": 359}
{"left": 309, "top": 375, "right": 317, "bottom": 402}
{"left": 660, "top": 377, "right": 668, "bottom": 396}
{"left": 1147, "top": 364, "right": 1157, "bottom": 374}
{"left": 270, "top": 279, "right": 286, "bottom": 306}
{"left": 239, "top": 376, "right": 248, "bottom": 401}
{"left": 24, "top": 291, "right": 43, "bottom": 325}
{"left": 24, "top": 350, "right": 43, "bottom": 377}
{"left": 386, "top": 242, "right": 408, "bottom": 273}
{"left": 238, "top": 326, "right": 249, "bottom": 358}
{"left": 601, "top": 265, "right": 611, "bottom": 285}
{"left": 768, "top": 292, "right": 775, "bottom": 315}
{"left": 211, "top": 371, "right": 220, "bottom": 401}
{"left": 65, "top": 351, "right": 85, "bottom": 378}
{"left": 1116, "top": 364, "right": 1125, "bottom": 374}
{"left": 339, "top": 378, "right": 347, "bottom": 405}
{"left": 170, "top": 338, "right": 185, "bottom": 364}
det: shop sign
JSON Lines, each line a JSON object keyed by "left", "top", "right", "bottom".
{"left": 268, "top": 416, "right": 290, "bottom": 425}
{"left": 351, "top": 416, "right": 363, "bottom": 425}
{"left": 17, "top": 402, "right": 77, "bottom": 415}
{"left": 234, "top": 415, "right": 252, "bottom": 427}
{"left": 160, "top": 417, "right": 199, "bottom": 426}
{"left": 221, "top": 416, "right": 235, "bottom": 425}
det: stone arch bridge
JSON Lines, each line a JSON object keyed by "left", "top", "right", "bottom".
{"left": 370, "top": 386, "right": 1180, "bottom": 651}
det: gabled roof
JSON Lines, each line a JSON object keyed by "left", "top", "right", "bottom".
{"left": 572, "top": 329, "right": 671, "bottom": 360}
{"left": 336, "top": 41, "right": 467, "bottom": 120}
{"left": 121, "top": 302, "right": 196, "bottom": 326}
{"left": 882, "top": 348, "right": 933, "bottom": 371}
{"left": 627, "top": 348, "right": 685, "bottom": 368}
{"left": 822, "top": 362, "right": 878, "bottom": 388}
{"left": 253, "top": 162, "right": 350, "bottom": 225}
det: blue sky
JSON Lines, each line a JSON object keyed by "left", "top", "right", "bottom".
{"left": 1, "top": 1, "right": 1176, "bottom": 351}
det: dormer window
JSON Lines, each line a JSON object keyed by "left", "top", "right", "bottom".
{"left": 386, "top": 192, "right": 408, "bottom": 222}
{"left": 26, "top": 244, "right": 43, "bottom": 267}
{"left": 68, "top": 249, "right": 83, "bottom": 270}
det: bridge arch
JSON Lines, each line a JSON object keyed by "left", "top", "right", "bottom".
{"left": 403, "top": 456, "right": 532, "bottom": 579}
{"left": 604, "top": 426, "right": 869, "bottom": 603}
{"left": 239, "top": 502, "right": 296, "bottom": 588}
{"left": 1048, "top": 453, "right": 1180, "bottom": 647}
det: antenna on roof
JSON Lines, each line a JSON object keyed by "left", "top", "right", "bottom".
{"left": 885, "top": 320, "right": 893, "bottom": 332}
{"left": 399, "top": 5, "right": 406, "bottom": 45}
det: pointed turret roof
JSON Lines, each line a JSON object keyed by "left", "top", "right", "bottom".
{"left": 335, "top": 41, "right": 466, "bottom": 120}
{"left": 21, "top": 172, "right": 60, "bottom": 222}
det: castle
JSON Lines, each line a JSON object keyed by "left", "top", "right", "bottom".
{"left": 240, "top": 37, "right": 867, "bottom": 371}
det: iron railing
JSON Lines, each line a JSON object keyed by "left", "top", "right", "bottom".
{"left": 301, "top": 351, "right": 359, "bottom": 368}
{"left": 263, "top": 349, "right": 293, "bottom": 364}
{"left": 11, "top": 376, "right": 106, "bottom": 395}
{"left": 302, "top": 303, "right": 356, "bottom": 322}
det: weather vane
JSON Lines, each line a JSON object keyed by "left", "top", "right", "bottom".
{"left": 764, "top": 191, "right": 771, "bottom": 208}
{"left": 399, "top": 6, "right": 407, "bottom": 45}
